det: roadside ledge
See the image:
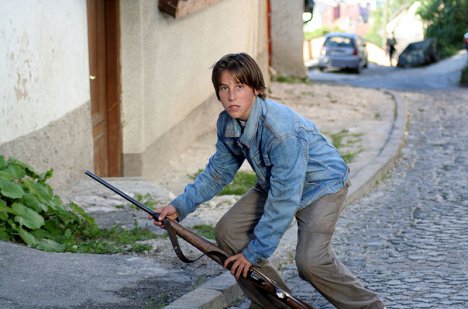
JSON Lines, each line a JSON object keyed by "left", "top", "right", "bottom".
{"left": 165, "top": 91, "right": 409, "bottom": 309}
{"left": 167, "top": 272, "right": 241, "bottom": 309}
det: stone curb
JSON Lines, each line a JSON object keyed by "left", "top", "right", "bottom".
{"left": 165, "top": 91, "right": 409, "bottom": 309}
{"left": 345, "top": 90, "right": 409, "bottom": 206}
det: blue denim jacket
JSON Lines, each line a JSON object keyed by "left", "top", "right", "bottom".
{"left": 171, "top": 97, "right": 349, "bottom": 265}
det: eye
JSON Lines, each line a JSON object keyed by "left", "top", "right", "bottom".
{"left": 236, "top": 84, "right": 244, "bottom": 90}
{"left": 219, "top": 86, "right": 228, "bottom": 92}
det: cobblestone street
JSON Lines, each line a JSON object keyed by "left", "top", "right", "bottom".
{"left": 233, "top": 88, "right": 468, "bottom": 308}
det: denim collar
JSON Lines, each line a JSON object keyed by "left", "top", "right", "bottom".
{"left": 224, "top": 96, "right": 262, "bottom": 148}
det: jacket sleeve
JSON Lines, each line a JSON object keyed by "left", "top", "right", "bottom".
{"left": 171, "top": 118, "right": 245, "bottom": 220}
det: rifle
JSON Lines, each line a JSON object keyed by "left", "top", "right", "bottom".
{"left": 85, "top": 170, "right": 315, "bottom": 309}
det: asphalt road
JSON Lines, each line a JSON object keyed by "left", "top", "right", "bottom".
{"left": 308, "top": 50, "right": 467, "bottom": 91}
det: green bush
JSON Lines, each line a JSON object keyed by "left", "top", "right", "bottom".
{"left": 0, "top": 155, "right": 153, "bottom": 253}
{"left": 417, "top": 0, "right": 468, "bottom": 58}
{"left": 0, "top": 155, "right": 91, "bottom": 251}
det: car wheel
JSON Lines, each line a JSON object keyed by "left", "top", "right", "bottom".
{"left": 319, "top": 67, "right": 325, "bottom": 72}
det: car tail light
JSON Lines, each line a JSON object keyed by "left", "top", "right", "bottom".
{"left": 353, "top": 47, "right": 358, "bottom": 55}
{"left": 321, "top": 47, "right": 327, "bottom": 56}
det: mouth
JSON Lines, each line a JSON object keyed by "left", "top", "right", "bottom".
{"left": 228, "top": 105, "right": 240, "bottom": 112}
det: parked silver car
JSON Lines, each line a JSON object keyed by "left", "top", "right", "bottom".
{"left": 318, "top": 32, "right": 368, "bottom": 73}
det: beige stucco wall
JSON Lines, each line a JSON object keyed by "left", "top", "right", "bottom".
{"left": 120, "top": 0, "right": 269, "bottom": 181}
{"left": 1, "top": 0, "right": 270, "bottom": 189}
{"left": 270, "top": 0, "right": 306, "bottom": 78}
{"left": 0, "top": 0, "right": 93, "bottom": 190}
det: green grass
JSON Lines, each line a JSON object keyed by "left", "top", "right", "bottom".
{"left": 69, "top": 223, "right": 156, "bottom": 254}
{"left": 192, "top": 224, "right": 216, "bottom": 240}
{"left": 219, "top": 171, "right": 256, "bottom": 195}
{"left": 328, "top": 129, "right": 364, "bottom": 163}
{"left": 272, "top": 75, "right": 309, "bottom": 84}
{"left": 189, "top": 170, "right": 256, "bottom": 196}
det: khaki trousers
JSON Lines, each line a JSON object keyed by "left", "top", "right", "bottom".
{"left": 215, "top": 185, "right": 385, "bottom": 309}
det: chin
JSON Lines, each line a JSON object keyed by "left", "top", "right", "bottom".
{"left": 228, "top": 112, "right": 240, "bottom": 119}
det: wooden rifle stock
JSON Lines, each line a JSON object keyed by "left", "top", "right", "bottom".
{"left": 85, "top": 170, "right": 315, "bottom": 309}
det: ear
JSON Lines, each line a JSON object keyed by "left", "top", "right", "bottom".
{"left": 254, "top": 89, "right": 260, "bottom": 96}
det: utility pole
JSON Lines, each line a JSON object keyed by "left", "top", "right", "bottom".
{"left": 383, "top": 0, "right": 389, "bottom": 48}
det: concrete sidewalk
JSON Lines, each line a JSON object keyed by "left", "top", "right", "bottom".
{"left": 0, "top": 88, "right": 408, "bottom": 309}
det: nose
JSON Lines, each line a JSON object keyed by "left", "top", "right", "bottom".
{"left": 228, "top": 89, "right": 237, "bottom": 101}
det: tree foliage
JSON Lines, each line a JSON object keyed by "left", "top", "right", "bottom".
{"left": 417, "top": 0, "right": 468, "bottom": 57}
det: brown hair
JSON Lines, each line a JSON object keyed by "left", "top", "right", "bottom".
{"left": 211, "top": 53, "right": 266, "bottom": 100}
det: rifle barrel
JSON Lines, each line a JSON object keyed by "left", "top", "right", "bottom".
{"left": 84, "top": 170, "right": 159, "bottom": 219}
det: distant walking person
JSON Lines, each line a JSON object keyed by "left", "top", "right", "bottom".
{"left": 386, "top": 34, "right": 397, "bottom": 66}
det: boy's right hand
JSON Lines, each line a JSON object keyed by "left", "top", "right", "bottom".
{"left": 148, "top": 204, "right": 179, "bottom": 229}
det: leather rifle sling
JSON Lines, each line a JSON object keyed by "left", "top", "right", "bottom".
{"left": 163, "top": 218, "right": 204, "bottom": 263}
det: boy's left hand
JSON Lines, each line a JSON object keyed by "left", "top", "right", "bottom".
{"left": 224, "top": 253, "right": 252, "bottom": 279}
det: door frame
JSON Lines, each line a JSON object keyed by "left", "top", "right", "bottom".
{"left": 87, "top": 0, "right": 122, "bottom": 176}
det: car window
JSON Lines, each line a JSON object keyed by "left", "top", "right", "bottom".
{"left": 325, "top": 36, "right": 354, "bottom": 48}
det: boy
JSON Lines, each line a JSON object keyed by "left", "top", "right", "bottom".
{"left": 153, "top": 53, "right": 385, "bottom": 308}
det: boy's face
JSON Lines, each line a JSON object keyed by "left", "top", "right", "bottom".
{"left": 218, "top": 70, "right": 257, "bottom": 121}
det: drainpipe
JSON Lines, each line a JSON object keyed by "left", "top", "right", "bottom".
{"left": 267, "top": 0, "right": 272, "bottom": 67}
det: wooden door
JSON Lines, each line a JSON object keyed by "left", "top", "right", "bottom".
{"left": 87, "top": 0, "right": 122, "bottom": 176}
